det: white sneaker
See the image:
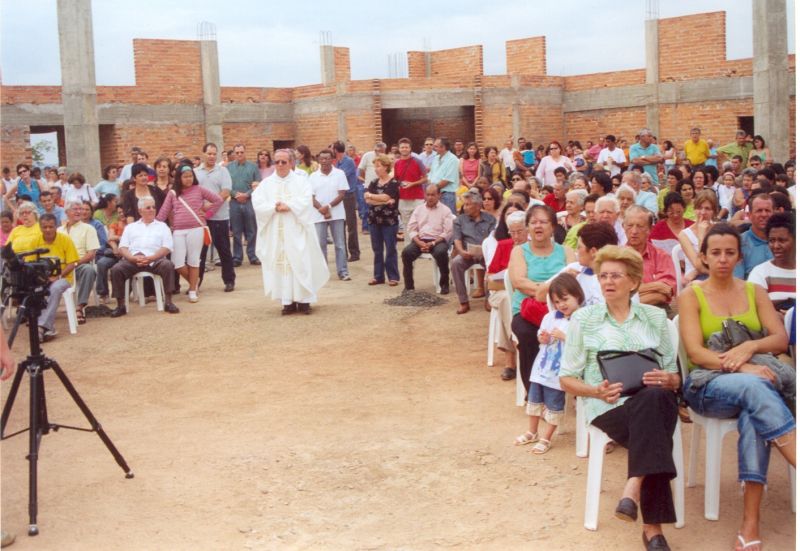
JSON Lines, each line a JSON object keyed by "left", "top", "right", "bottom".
{"left": 188, "top": 291, "right": 199, "bottom": 303}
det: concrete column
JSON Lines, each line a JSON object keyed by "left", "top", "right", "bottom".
{"left": 200, "top": 40, "right": 224, "bottom": 151}
{"left": 57, "top": 0, "right": 101, "bottom": 184}
{"left": 753, "top": 0, "right": 789, "bottom": 162}
{"left": 320, "top": 45, "right": 335, "bottom": 85}
{"left": 644, "top": 18, "right": 660, "bottom": 137}
{"left": 510, "top": 75, "right": 521, "bottom": 140}
{"left": 424, "top": 52, "right": 432, "bottom": 78}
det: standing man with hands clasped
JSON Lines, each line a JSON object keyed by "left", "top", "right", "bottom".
{"left": 309, "top": 149, "right": 351, "bottom": 281}
{"left": 227, "top": 144, "right": 261, "bottom": 267}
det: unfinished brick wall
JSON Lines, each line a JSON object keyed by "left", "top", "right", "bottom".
{"left": 334, "top": 47, "right": 351, "bottom": 83}
{"left": 564, "top": 108, "right": 648, "bottom": 149}
{"left": 658, "top": 12, "right": 727, "bottom": 82}
{"left": 407, "top": 51, "right": 427, "bottom": 78}
{"left": 381, "top": 107, "right": 474, "bottom": 154}
{"left": 293, "top": 113, "right": 339, "bottom": 153}
{"left": 429, "top": 45, "right": 483, "bottom": 79}
{"left": 96, "top": 123, "right": 206, "bottom": 170}
{"left": 1, "top": 127, "right": 32, "bottom": 169}
{"left": 506, "top": 37, "right": 546, "bottom": 76}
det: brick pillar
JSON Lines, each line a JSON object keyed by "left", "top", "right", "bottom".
{"left": 371, "top": 79, "right": 383, "bottom": 144}
{"left": 473, "top": 75, "right": 484, "bottom": 149}
{"left": 57, "top": 0, "right": 101, "bottom": 183}
{"left": 753, "top": 0, "right": 789, "bottom": 162}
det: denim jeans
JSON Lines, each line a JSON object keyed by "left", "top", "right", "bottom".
{"left": 683, "top": 373, "right": 796, "bottom": 484}
{"left": 440, "top": 191, "right": 457, "bottom": 214}
{"left": 95, "top": 255, "right": 119, "bottom": 297}
{"left": 229, "top": 200, "right": 258, "bottom": 263}
{"left": 355, "top": 184, "right": 369, "bottom": 231}
{"left": 369, "top": 223, "right": 399, "bottom": 282}
{"left": 315, "top": 219, "right": 348, "bottom": 277}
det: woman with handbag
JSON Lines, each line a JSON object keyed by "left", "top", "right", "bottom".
{"left": 560, "top": 245, "right": 679, "bottom": 551}
{"left": 508, "top": 205, "right": 574, "bottom": 394}
{"left": 678, "top": 223, "right": 794, "bottom": 551}
{"left": 157, "top": 163, "right": 223, "bottom": 303}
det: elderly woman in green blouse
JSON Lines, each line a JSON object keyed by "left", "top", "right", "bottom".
{"left": 560, "top": 245, "right": 679, "bottom": 551}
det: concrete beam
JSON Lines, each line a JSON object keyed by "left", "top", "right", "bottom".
{"left": 753, "top": 0, "right": 790, "bottom": 162}
{"left": 320, "top": 45, "right": 335, "bottom": 85}
{"left": 1, "top": 104, "right": 65, "bottom": 126}
{"left": 57, "top": 0, "right": 101, "bottom": 182}
{"left": 200, "top": 40, "right": 223, "bottom": 151}
{"left": 482, "top": 87, "right": 563, "bottom": 106}
{"left": 97, "top": 104, "right": 205, "bottom": 125}
{"left": 293, "top": 94, "right": 373, "bottom": 115}
{"left": 380, "top": 89, "right": 475, "bottom": 109}
{"left": 221, "top": 103, "right": 294, "bottom": 123}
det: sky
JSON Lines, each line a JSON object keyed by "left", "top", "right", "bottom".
{"left": 0, "top": 0, "right": 795, "bottom": 88}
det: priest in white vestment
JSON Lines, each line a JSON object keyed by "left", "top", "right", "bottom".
{"left": 252, "top": 149, "right": 329, "bottom": 314}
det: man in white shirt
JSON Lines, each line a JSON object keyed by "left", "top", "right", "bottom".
{"left": 109, "top": 196, "right": 179, "bottom": 316}
{"left": 418, "top": 137, "right": 436, "bottom": 172}
{"left": 310, "top": 149, "right": 351, "bottom": 281}
{"left": 118, "top": 146, "right": 142, "bottom": 183}
{"left": 596, "top": 135, "right": 627, "bottom": 176}
{"left": 499, "top": 137, "right": 516, "bottom": 181}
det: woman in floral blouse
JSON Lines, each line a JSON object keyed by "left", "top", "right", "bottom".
{"left": 365, "top": 154, "right": 401, "bottom": 286}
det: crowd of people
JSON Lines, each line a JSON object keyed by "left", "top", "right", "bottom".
{"left": 0, "top": 127, "right": 796, "bottom": 550}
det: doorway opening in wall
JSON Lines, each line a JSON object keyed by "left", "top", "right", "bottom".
{"left": 737, "top": 116, "right": 754, "bottom": 138}
{"left": 29, "top": 126, "right": 64, "bottom": 170}
{"left": 380, "top": 106, "right": 475, "bottom": 154}
{"left": 273, "top": 140, "right": 295, "bottom": 152}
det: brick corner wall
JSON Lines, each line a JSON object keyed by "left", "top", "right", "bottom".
{"left": 658, "top": 11, "right": 726, "bottom": 82}
{"left": 132, "top": 39, "right": 203, "bottom": 103}
{"left": 407, "top": 51, "right": 427, "bottom": 79}
{"left": 334, "top": 47, "right": 351, "bottom": 82}
{"left": 429, "top": 45, "right": 483, "bottom": 79}
{"left": 506, "top": 36, "right": 546, "bottom": 76}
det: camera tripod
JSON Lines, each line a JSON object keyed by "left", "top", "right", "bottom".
{"left": 1, "top": 293, "right": 134, "bottom": 536}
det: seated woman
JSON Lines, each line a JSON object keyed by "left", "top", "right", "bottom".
{"left": 678, "top": 190, "right": 718, "bottom": 285}
{"left": 560, "top": 245, "right": 680, "bottom": 551}
{"left": 649, "top": 192, "right": 693, "bottom": 254}
{"left": 679, "top": 223, "right": 794, "bottom": 551}
{"left": 509, "top": 205, "right": 574, "bottom": 394}
{"left": 486, "top": 206, "right": 527, "bottom": 381}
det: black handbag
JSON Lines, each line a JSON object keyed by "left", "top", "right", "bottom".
{"left": 597, "top": 348, "right": 662, "bottom": 397}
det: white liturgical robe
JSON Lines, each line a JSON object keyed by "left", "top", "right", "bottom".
{"left": 252, "top": 170, "right": 329, "bottom": 304}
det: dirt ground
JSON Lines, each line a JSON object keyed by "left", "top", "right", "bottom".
{"left": 1, "top": 233, "right": 796, "bottom": 550}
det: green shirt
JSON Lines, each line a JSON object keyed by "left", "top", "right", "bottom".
{"left": 560, "top": 302, "right": 677, "bottom": 423}
{"left": 226, "top": 160, "right": 260, "bottom": 197}
{"left": 563, "top": 221, "right": 586, "bottom": 249}
{"left": 716, "top": 141, "right": 753, "bottom": 162}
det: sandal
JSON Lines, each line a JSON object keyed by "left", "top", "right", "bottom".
{"left": 605, "top": 442, "right": 617, "bottom": 454}
{"left": 368, "top": 279, "right": 385, "bottom": 285}
{"left": 531, "top": 439, "right": 552, "bottom": 455}
{"left": 76, "top": 306, "right": 86, "bottom": 325}
{"left": 387, "top": 280, "right": 399, "bottom": 287}
{"left": 735, "top": 533, "right": 762, "bottom": 551}
{"left": 514, "top": 431, "right": 538, "bottom": 446}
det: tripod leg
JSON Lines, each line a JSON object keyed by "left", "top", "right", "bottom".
{"left": 47, "top": 360, "right": 134, "bottom": 478}
{"left": 27, "top": 364, "right": 41, "bottom": 536}
{"left": 0, "top": 359, "right": 26, "bottom": 437}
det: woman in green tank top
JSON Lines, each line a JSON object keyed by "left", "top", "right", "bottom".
{"left": 678, "top": 223, "right": 793, "bottom": 550}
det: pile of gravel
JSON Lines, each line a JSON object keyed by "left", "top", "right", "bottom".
{"left": 384, "top": 289, "right": 447, "bottom": 308}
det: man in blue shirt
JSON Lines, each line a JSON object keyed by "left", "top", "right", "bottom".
{"left": 735, "top": 193, "right": 774, "bottom": 279}
{"left": 227, "top": 144, "right": 262, "bottom": 266}
{"left": 622, "top": 171, "right": 658, "bottom": 214}
{"left": 333, "top": 141, "right": 361, "bottom": 262}
{"left": 629, "top": 129, "right": 663, "bottom": 183}
{"left": 429, "top": 137, "right": 460, "bottom": 214}
{"left": 38, "top": 190, "right": 66, "bottom": 225}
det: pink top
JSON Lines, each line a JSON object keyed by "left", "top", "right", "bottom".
{"left": 157, "top": 186, "right": 223, "bottom": 230}
{"left": 461, "top": 158, "right": 480, "bottom": 183}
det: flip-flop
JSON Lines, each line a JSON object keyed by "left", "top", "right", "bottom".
{"left": 736, "top": 533, "right": 762, "bottom": 551}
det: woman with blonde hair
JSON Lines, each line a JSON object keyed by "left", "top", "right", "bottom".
{"left": 365, "top": 154, "right": 401, "bottom": 286}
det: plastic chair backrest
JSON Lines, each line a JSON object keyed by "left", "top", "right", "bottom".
{"left": 673, "top": 315, "right": 691, "bottom": 381}
{"left": 671, "top": 244, "right": 685, "bottom": 294}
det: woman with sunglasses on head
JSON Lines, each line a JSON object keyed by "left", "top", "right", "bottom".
{"left": 679, "top": 223, "right": 793, "bottom": 551}
{"left": 535, "top": 141, "right": 575, "bottom": 187}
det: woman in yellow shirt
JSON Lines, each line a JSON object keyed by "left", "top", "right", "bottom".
{"left": 6, "top": 201, "right": 42, "bottom": 255}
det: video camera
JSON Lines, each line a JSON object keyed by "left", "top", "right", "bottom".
{"left": 1, "top": 242, "right": 61, "bottom": 299}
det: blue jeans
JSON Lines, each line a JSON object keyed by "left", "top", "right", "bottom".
{"left": 355, "top": 184, "right": 369, "bottom": 231}
{"left": 683, "top": 373, "right": 796, "bottom": 484}
{"left": 369, "top": 223, "right": 399, "bottom": 282}
{"left": 229, "top": 200, "right": 258, "bottom": 263}
{"left": 440, "top": 191, "right": 456, "bottom": 214}
{"left": 315, "top": 219, "right": 348, "bottom": 277}
{"left": 528, "top": 383, "right": 566, "bottom": 412}
{"left": 95, "top": 255, "right": 119, "bottom": 297}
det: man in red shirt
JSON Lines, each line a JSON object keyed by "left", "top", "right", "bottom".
{"left": 394, "top": 137, "right": 428, "bottom": 240}
{"left": 543, "top": 179, "right": 567, "bottom": 212}
{"left": 624, "top": 205, "right": 676, "bottom": 307}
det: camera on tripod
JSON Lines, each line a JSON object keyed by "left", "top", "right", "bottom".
{"left": 1, "top": 242, "right": 61, "bottom": 299}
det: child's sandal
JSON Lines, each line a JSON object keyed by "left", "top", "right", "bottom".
{"left": 531, "top": 439, "right": 552, "bottom": 455}
{"left": 514, "top": 431, "right": 538, "bottom": 446}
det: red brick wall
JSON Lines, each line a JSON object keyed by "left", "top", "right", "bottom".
{"left": 381, "top": 107, "right": 474, "bottom": 154}
{"left": 97, "top": 124, "right": 206, "bottom": 170}
{"left": 565, "top": 108, "right": 648, "bottom": 149}
{"left": 344, "top": 112, "right": 377, "bottom": 153}
{"left": 407, "top": 51, "right": 427, "bottom": 78}
{"left": 129, "top": 39, "right": 203, "bottom": 104}
{"left": 1, "top": 127, "right": 32, "bottom": 169}
{"left": 294, "top": 114, "right": 339, "bottom": 153}
{"left": 221, "top": 87, "right": 293, "bottom": 103}
{"left": 429, "top": 45, "right": 483, "bottom": 79}
{"left": 1, "top": 86, "right": 62, "bottom": 104}
{"left": 506, "top": 37, "right": 546, "bottom": 76}
{"left": 334, "top": 47, "right": 351, "bottom": 83}
{"left": 658, "top": 100, "right": 753, "bottom": 153}
{"left": 564, "top": 70, "right": 646, "bottom": 92}
{"left": 658, "top": 12, "right": 727, "bottom": 82}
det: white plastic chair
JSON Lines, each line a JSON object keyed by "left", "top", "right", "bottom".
{"left": 486, "top": 307, "right": 500, "bottom": 367}
{"left": 125, "top": 272, "right": 165, "bottom": 313}
{"left": 671, "top": 244, "right": 685, "bottom": 295}
{"left": 503, "top": 271, "right": 526, "bottom": 406}
{"left": 583, "top": 318, "right": 684, "bottom": 530}
{"left": 61, "top": 286, "right": 78, "bottom": 335}
{"left": 675, "top": 315, "right": 796, "bottom": 520}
